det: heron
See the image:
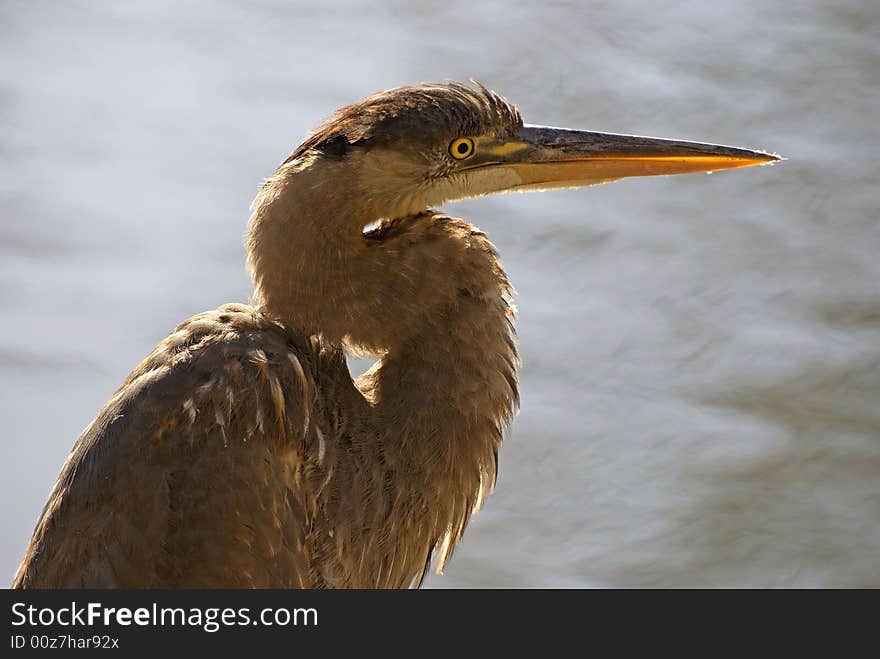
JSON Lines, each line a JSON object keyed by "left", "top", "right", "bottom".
{"left": 13, "top": 82, "right": 778, "bottom": 588}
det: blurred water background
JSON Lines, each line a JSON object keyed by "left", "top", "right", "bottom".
{"left": 2, "top": 0, "right": 878, "bottom": 587}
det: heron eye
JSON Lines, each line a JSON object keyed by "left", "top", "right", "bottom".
{"left": 449, "top": 137, "right": 475, "bottom": 160}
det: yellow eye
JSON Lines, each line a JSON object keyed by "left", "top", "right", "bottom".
{"left": 449, "top": 137, "right": 475, "bottom": 160}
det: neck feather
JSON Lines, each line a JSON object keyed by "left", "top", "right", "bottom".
{"left": 246, "top": 160, "right": 519, "bottom": 575}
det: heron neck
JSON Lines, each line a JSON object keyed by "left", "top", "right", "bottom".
{"left": 357, "top": 271, "right": 519, "bottom": 490}
{"left": 247, "top": 162, "right": 519, "bottom": 571}
{"left": 353, "top": 216, "right": 519, "bottom": 572}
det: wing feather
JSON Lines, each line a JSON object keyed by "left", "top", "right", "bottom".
{"left": 13, "top": 304, "right": 319, "bottom": 588}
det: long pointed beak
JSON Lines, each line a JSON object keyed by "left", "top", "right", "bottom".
{"left": 468, "top": 124, "right": 781, "bottom": 193}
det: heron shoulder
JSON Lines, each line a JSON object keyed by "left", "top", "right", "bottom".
{"left": 51, "top": 302, "right": 323, "bottom": 509}
{"left": 13, "top": 304, "right": 329, "bottom": 587}
{"left": 111, "top": 303, "right": 318, "bottom": 452}
{"left": 45, "top": 303, "right": 327, "bottom": 532}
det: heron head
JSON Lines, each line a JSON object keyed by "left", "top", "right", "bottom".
{"left": 280, "top": 81, "right": 779, "bottom": 222}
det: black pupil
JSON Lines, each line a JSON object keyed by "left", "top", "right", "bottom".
{"left": 457, "top": 142, "right": 469, "bottom": 154}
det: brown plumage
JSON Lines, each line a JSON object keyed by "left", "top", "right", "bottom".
{"left": 13, "top": 82, "right": 778, "bottom": 588}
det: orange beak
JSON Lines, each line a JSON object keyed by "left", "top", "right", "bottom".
{"left": 466, "top": 124, "right": 781, "bottom": 192}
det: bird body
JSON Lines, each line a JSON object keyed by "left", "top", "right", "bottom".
{"left": 14, "top": 82, "right": 777, "bottom": 588}
{"left": 14, "top": 209, "right": 516, "bottom": 588}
